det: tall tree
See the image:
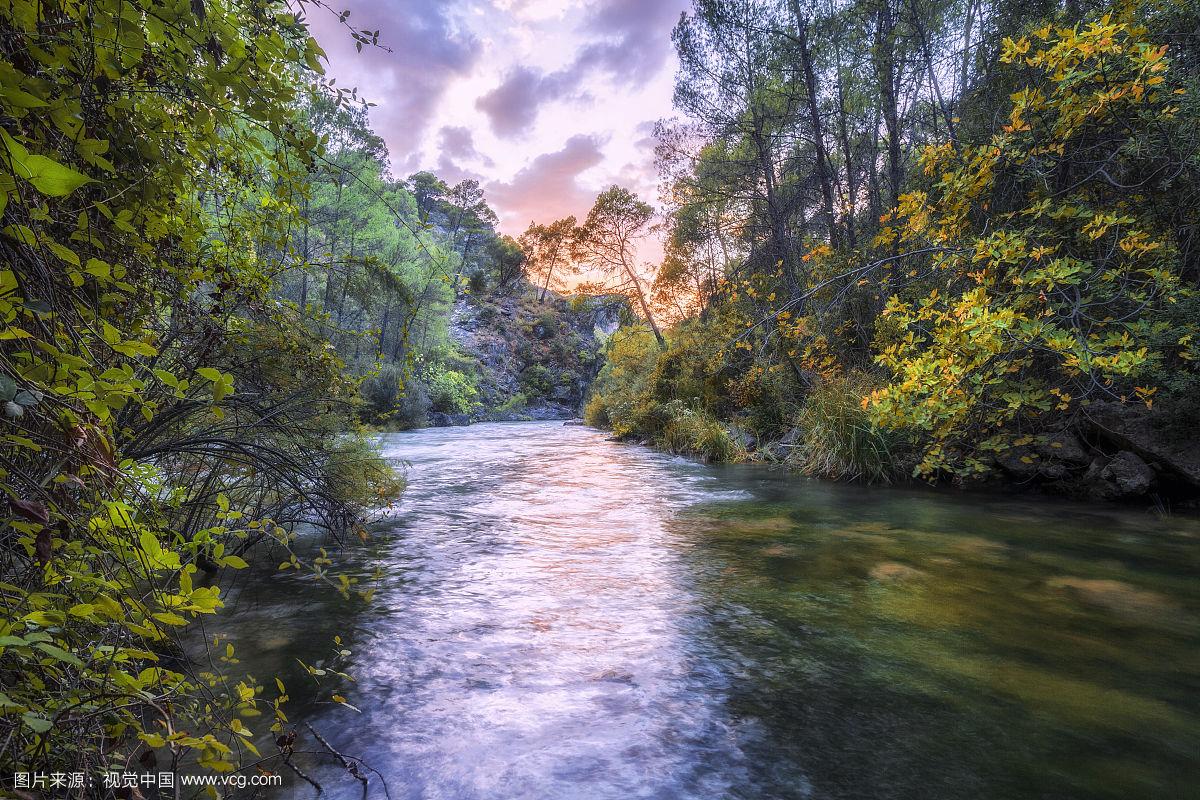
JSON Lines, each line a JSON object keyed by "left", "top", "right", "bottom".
{"left": 519, "top": 216, "right": 579, "bottom": 301}
{"left": 574, "top": 187, "right": 667, "bottom": 348}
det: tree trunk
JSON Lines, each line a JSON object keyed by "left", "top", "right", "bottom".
{"left": 790, "top": 1, "right": 839, "bottom": 248}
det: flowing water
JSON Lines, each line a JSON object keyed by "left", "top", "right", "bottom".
{"left": 212, "top": 422, "right": 1200, "bottom": 799}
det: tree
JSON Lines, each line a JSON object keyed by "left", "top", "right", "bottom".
{"left": 519, "top": 216, "right": 579, "bottom": 301}
{"left": 488, "top": 234, "right": 527, "bottom": 293}
{"left": 867, "top": 13, "right": 1199, "bottom": 476}
{"left": 574, "top": 187, "right": 667, "bottom": 348}
{"left": 0, "top": 0, "right": 401, "bottom": 780}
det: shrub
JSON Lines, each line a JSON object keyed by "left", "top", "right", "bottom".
{"left": 583, "top": 393, "right": 610, "bottom": 427}
{"left": 585, "top": 326, "right": 662, "bottom": 436}
{"left": 791, "top": 373, "right": 907, "bottom": 483}
{"left": 360, "top": 363, "right": 403, "bottom": 421}
{"left": 393, "top": 380, "right": 432, "bottom": 429}
{"left": 494, "top": 392, "right": 529, "bottom": 415}
{"left": 520, "top": 363, "right": 555, "bottom": 396}
{"left": 658, "top": 400, "right": 744, "bottom": 462}
{"left": 426, "top": 366, "right": 479, "bottom": 414}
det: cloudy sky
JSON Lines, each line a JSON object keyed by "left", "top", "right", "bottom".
{"left": 306, "top": 0, "right": 689, "bottom": 237}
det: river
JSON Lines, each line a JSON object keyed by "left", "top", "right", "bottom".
{"left": 210, "top": 422, "right": 1199, "bottom": 799}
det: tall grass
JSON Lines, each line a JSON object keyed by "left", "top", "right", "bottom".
{"left": 658, "top": 401, "right": 745, "bottom": 463}
{"left": 790, "top": 373, "right": 905, "bottom": 483}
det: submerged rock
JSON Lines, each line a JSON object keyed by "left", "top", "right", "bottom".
{"left": 1047, "top": 576, "right": 1179, "bottom": 620}
{"left": 869, "top": 562, "right": 926, "bottom": 581}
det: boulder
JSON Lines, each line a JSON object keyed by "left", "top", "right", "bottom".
{"left": 1036, "top": 431, "right": 1092, "bottom": 466}
{"left": 1084, "top": 451, "right": 1156, "bottom": 499}
{"left": 995, "top": 446, "right": 1041, "bottom": 481}
{"left": 1087, "top": 401, "right": 1200, "bottom": 492}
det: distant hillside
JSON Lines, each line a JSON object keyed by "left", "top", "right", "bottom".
{"left": 433, "top": 285, "right": 627, "bottom": 426}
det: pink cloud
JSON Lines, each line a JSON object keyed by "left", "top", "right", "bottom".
{"left": 486, "top": 134, "right": 606, "bottom": 231}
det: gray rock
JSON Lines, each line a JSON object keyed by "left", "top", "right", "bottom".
{"left": 1088, "top": 401, "right": 1200, "bottom": 491}
{"left": 995, "top": 446, "right": 1041, "bottom": 481}
{"left": 1036, "top": 432, "right": 1092, "bottom": 466}
{"left": 1086, "top": 451, "right": 1156, "bottom": 499}
{"left": 777, "top": 427, "right": 802, "bottom": 447}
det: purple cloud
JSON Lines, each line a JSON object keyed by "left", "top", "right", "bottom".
{"left": 475, "top": 0, "right": 687, "bottom": 137}
{"left": 475, "top": 67, "right": 576, "bottom": 138}
{"left": 435, "top": 126, "right": 493, "bottom": 183}
{"left": 306, "top": 1, "right": 479, "bottom": 161}
{"left": 487, "top": 134, "right": 606, "bottom": 228}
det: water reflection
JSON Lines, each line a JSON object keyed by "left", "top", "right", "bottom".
{"left": 209, "top": 422, "right": 1199, "bottom": 800}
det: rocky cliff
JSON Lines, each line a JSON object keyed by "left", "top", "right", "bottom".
{"left": 432, "top": 286, "right": 625, "bottom": 426}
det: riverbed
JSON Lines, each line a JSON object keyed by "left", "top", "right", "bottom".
{"left": 210, "top": 422, "right": 1199, "bottom": 799}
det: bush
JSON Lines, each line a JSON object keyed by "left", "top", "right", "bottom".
{"left": 658, "top": 400, "right": 744, "bottom": 462}
{"left": 360, "top": 363, "right": 403, "bottom": 421}
{"left": 426, "top": 366, "right": 479, "bottom": 414}
{"left": 583, "top": 393, "right": 610, "bottom": 428}
{"left": 790, "top": 373, "right": 907, "bottom": 483}
{"left": 393, "top": 380, "right": 432, "bottom": 429}
{"left": 585, "top": 326, "right": 662, "bottom": 436}
{"left": 520, "top": 363, "right": 555, "bottom": 396}
{"left": 494, "top": 392, "right": 528, "bottom": 415}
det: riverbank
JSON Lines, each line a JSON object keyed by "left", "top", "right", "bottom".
{"left": 593, "top": 407, "right": 1200, "bottom": 510}
{"left": 582, "top": 327, "right": 1200, "bottom": 509}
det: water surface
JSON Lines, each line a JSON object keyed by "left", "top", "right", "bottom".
{"left": 212, "top": 422, "right": 1200, "bottom": 799}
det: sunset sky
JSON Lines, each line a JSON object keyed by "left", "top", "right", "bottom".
{"left": 307, "top": 0, "right": 689, "bottom": 240}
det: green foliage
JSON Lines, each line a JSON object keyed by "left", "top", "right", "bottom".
{"left": 588, "top": 0, "right": 1199, "bottom": 492}
{"left": 494, "top": 392, "right": 529, "bottom": 416}
{"left": 657, "top": 401, "right": 745, "bottom": 463}
{"left": 585, "top": 327, "right": 664, "bottom": 437}
{"left": 426, "top": 366, "right": 480, "bottom": 414}
{"left": 520, "top": 364, "right": 555, "bottom": 397}
{"left": 0, "top": 0, "right": 400, "bottom": 780}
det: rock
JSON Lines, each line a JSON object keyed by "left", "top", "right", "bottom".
{"left": 592, "top": 668, "right": 636, "bottom": 684}
{"left": 1085, "top": 451, "right": 1156, "bottom": 499}
{"left": 761, "top": 442, "right": 789, "bottom": 462}
{"left": 563, "top": 419, "right": 585, "bottom": 426}
{"left": 995, "top": 432, "right": 1093, "bottom": 485}
{"left": 995, "top": 446, "right": 1041, "bottom": 481}
{"left": 1088, "top": 401, "right": 1200, "bottom": 492}
{"left": 727, "top": 424, "right": 756, "bottom": 450}
{"left": 1046, "top": 576, "right": 1180, "bottom": 621}
{"left": 1036, "top": 431, "right": 1092, "bottom": 466}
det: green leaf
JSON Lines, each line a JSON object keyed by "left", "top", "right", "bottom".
{"left": 23, "top": 610, "right": 65, "bottom": 627}
{"left": 196, "top": 367, "right": 223, "bottom": 382}
{"left": 152, "top": 611, "right": 188, "bottom": 627}
{"left": 11, "top": 152, "right": 89, "bottom": 197}
{"left": 33, "top": 641, "right": 84, "bottom": 667}
{"left": 21, "top": 712, "right": 52, "bottom": 733}
{"left": 221, "top": 555, "right": 248, "bottom": 569}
